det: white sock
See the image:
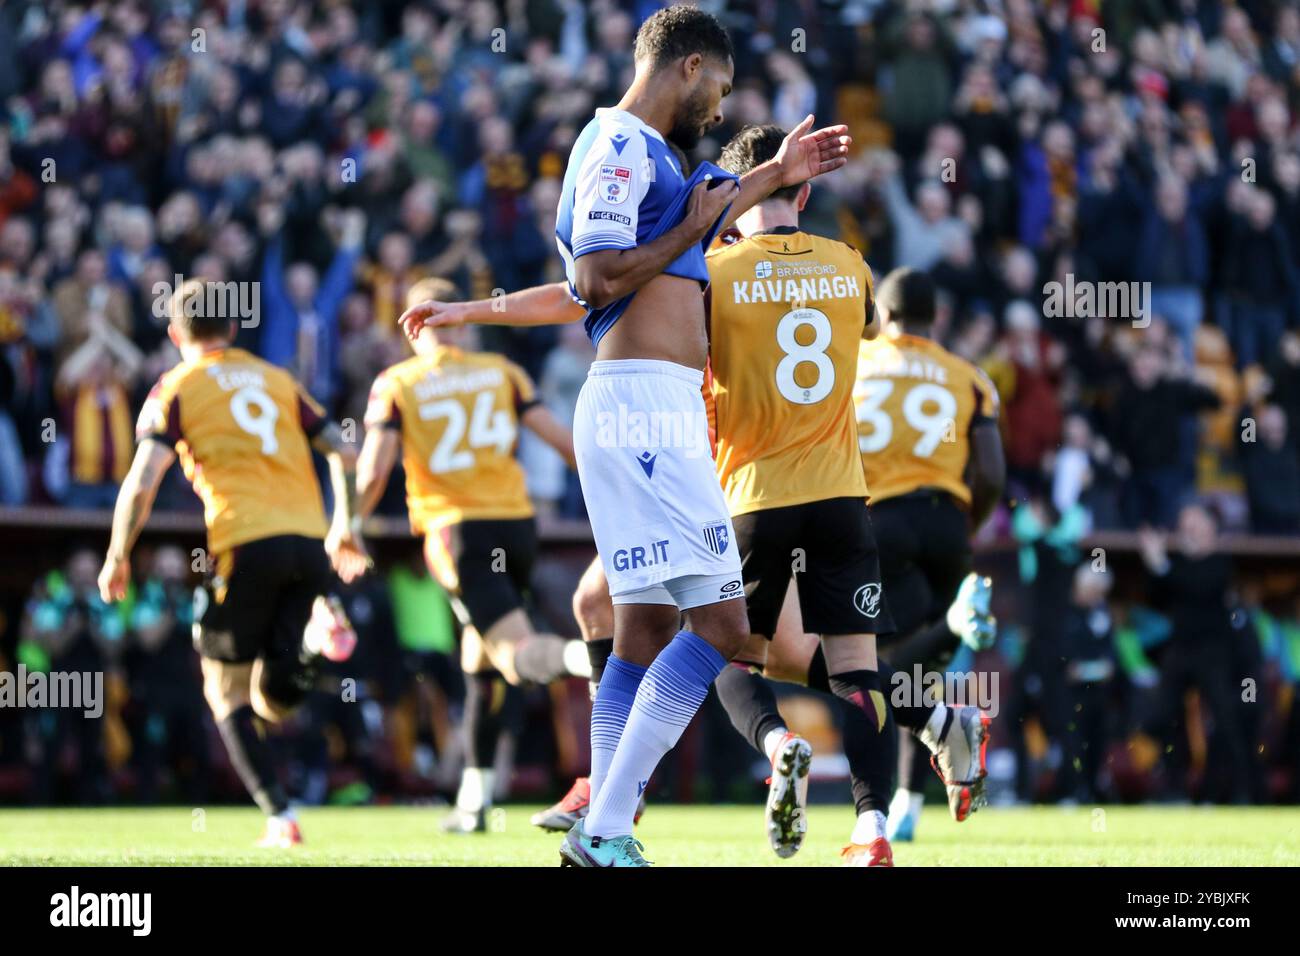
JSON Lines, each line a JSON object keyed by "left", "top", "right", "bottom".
{"left": 563, "top": 640, "right": 593, "bottom": 678}
{"left": 762, "top": 727, "right": 789, "bottom": 763}
{"left": 455, "top": 767, "right": 494, "bottom": 813}
{"left": 851, "top": 810, "right": 888, "bottom": 845}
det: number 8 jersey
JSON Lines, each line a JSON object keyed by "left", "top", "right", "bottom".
{"left": 706, "top": 227, "right": 874, "bottom": 516}
{"left": 365, "top": 345, "right": 539, "bottom": 535}
{"left": 136, "top": 347, "right": 329, "bottom": 552}
{"left": 854, "top": 332, "right": 1000, "bottom": 507}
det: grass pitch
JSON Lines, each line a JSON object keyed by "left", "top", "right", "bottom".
{"left": 1, "top": 804, "right": 1296, "bottom": 867}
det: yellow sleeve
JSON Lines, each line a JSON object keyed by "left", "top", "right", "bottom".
{"left": 505, "top": 360, "right": 540, "bottom": 414}
{"left": 135, "top": 374, "right": 182, "bottom": 447}
{"left": 364, "top": 371, "right": 401, "bottom": 430}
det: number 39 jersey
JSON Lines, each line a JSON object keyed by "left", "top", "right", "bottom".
{"left": 365, "top": 346, "right": 539, "bottom": 535}
{"left": 136, "top": 347, "right": 329, "bottom": 553}
{"left": 854, "top": 333, "right": 999, "bottom": 507}
{"left": 705, "top": 228, "right": 873, "bottom": 516}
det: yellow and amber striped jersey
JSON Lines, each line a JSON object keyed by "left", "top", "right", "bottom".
{"left": 705, "top": 227, "right": 874, "bottom": 515}
{"left": 136, "top": 347, "right": 329, "bottom": 553}
{"left": 854, "top": 333, "right": 999, "bottom": 506}
{"left": 365, "top": 346, "right": 539, "bottom": 534}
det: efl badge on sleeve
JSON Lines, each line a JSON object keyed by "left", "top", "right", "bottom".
{"left": 599, "top": 164, "right": 632, "bottom": 205}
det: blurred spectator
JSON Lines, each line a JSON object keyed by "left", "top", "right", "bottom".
{"left": 1239, "top": 403, "right": 1300, "bottom": 535}
{"left": 1138, "top": 506, "right": 1258, "bottom": 803}
{"left": 50, "top": 313, "right": 142, "bottom": 508}
{"left": 1111, "top": 345, "right": 1220, "bottom": 528}
{"left": 997, "top": 301, "right": 1064, "bottom": 492}
{"left": 1057, "top": 564, "right": 1117, "bottom": 803}
{"left": 1221, "top": 188, "right": 1298, "bottom": 369}
{"left": 1137, "top": 175, "right": 1207, "bottom": 362}
{"left": 20, "top": 547, "right": 125, "bottom": 803}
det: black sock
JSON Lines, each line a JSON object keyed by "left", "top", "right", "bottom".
{"left": 217, "top": 705, "right": 289, "bottom": 816}
{"left": 512, "top": 636, "right": 572, "bottom": 685}
{"left": 714, "top": 663, "right": 787, "bottom": 756}
{"left": 586, "top": 637, "right": 614, "bottom": 699}
{"left": 876, "top": 659, "right": 934, "bottom": 732}
{"left": 829, "top": 669, "right": 892, "bottom": 814}
{"left": 463, "top": 671, "right": 504, "bottom": 768}
{"left": 806, "top": 645, "right": 830, "bottom": 694}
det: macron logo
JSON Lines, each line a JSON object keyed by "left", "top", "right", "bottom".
{"left": 637, "top": 451, "right": 657, "bottom": 478}
{"left": 610, "top": 133, "right": 629, "bottom": 155}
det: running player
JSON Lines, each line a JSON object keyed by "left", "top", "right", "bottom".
{"left": 405, "top": 7, "right": 851, "bottom": 867}
{"left": 356, "top": 278, "right": 590, "bottom": 833}
{"left": 856, "top": 267, "right": 1004, "bottom": 841}
{"left": 98, "top": 279, "right": 369, "bottom": 848}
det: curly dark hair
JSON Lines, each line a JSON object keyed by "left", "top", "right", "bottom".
{"left": 718, "top": 124, "right": 802, "bottom": 202}
{"left": 634, "top": 5, "right": 733, "bottom": 71}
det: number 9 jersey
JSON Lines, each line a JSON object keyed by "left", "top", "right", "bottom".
{"left": 706, "top": 228, "right": 873, "bottom": 516}
{"left": 365, "top": 345, "right": 539, "bottom": 535}
{"left": 854, "top": 332, "right": 1000, "bottom": 507}
{"left": 135, "top": 347, "right": 329, "bottom": 553}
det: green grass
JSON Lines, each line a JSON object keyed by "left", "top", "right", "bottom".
{"left": 1, "top": 804, "right": 1297, "bottom": 866}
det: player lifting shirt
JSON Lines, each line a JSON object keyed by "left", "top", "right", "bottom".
{"left": 399, "top": 126, "right": 992, "bottom": 866}
{"left": 98, "top": 279, "right": 369, "bottom": 849}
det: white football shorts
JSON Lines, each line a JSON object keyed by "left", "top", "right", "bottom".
{"left": 573, "top": 359, "right": 743, "bottom": 610}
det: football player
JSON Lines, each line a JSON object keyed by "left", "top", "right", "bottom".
{"left": 356, "top": 278, "right": 589, "bottom": 833}
{"left": 99, "top": 279, "right": 369, "bottom": 848}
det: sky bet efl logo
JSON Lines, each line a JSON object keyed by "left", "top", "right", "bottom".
{"left": 599, "top": 164, "right": 631, "bottom": 205}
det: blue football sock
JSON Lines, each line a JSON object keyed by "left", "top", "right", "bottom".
{"left": 587, "top": 655, "right": 647, "bottom": 808}
{"left": 586, "top": 631, "right": 726, "bottom": 838}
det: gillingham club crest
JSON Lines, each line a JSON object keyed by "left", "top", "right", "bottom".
{"left": 702, "top": 520, "right": 730, "bottom": 555}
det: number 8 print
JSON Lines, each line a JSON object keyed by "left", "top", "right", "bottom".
{"left": 775, "top": 307, "right": 835, "bottom": 404}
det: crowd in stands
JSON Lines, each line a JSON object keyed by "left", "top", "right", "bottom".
{"left": 0, "top": 0, "right": 1298, "bottom": 806}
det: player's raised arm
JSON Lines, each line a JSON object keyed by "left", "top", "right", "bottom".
{"left": 355, "top": 426, "right": 399, "bottom": 521}
{"left": 721, "top": 115, "right": 851, "bottom": 231}
{"left": 399, "top": 282, "right": 583, "bottom": 341}
{"left": 99, "top": 439, "right": 177, "bottom": 603}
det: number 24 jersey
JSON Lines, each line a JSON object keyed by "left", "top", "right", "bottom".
{"left": 365, "top": 345, "right": 540, "bottom": 535}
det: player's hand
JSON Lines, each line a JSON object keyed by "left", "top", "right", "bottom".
{"left": 98, "top": 553, "right": 131, "bottom": 604}
{"left": 398, "top": 299, "right": 468, "bottom": 341}
{"left": 683, "top": 177, "right": 739, "bottom": 240}
{"left": 326, "top": 523, "right": 372, "bottom": 583}
{"left": 773, "top": 115, "right": 852, "bottom": 186}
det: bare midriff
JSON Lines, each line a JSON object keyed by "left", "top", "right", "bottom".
{"left": 594, "top": 273, "right": 708, "bottom": 369}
